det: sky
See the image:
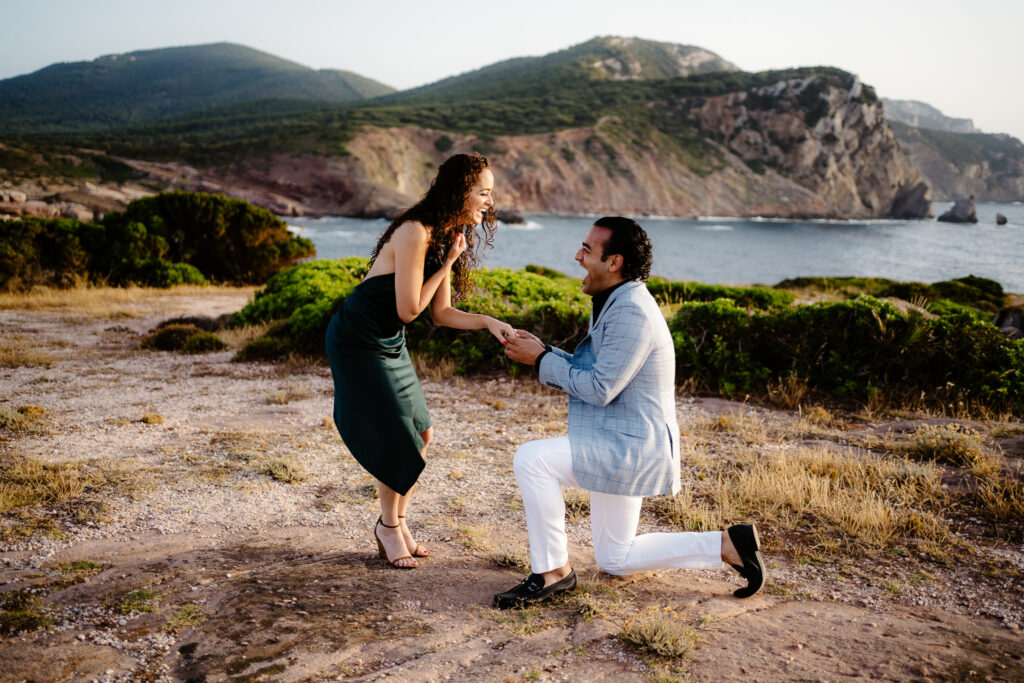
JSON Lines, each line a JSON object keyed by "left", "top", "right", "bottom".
{"left": 1, "top": 0, "right": 1022, "bottom": 141}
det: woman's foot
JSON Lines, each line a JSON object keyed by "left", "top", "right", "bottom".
{"left": 398, "top": 515, "right": 429, "bottom": 557}
{"left": 375, "top": 517, "right": 418, "bottom": 569}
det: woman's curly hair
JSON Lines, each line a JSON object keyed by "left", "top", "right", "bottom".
{"left": 370, "top": 153, "right": 496, "bottom": 302}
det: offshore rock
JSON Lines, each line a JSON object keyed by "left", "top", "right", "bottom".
{"left": 994, "top": 306, "right": 1024, "bottom": 339}
{"left": 937, "top": 196, "right": 978, "bottom": 223}
{"left": 996, "top": 212, "right": 1008, "bottom": 225}
{"left": 889, "top": 182, "right": 932, "bottom": 219}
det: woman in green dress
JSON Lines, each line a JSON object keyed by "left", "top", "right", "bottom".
{"left": 326, "top": 153, "right": 514, "bottom": 568}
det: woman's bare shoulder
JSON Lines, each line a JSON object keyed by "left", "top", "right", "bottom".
{"left": 392, "top": 220, "right": 430, "bottom": 244}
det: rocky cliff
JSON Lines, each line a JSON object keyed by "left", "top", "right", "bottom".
{"left": 1, "top": 74, "right": 932, "bottom": 220}
{"left": 888, "top": 122, "right": 1024, "bottom": 202}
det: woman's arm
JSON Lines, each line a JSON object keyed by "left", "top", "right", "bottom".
{"left": 392, "top": 222, "right": 464, "bottom": 324}
{"left": 430, "top": 268, "right": 514, "bottom": 343}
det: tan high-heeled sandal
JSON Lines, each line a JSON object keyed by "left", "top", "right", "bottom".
{"left": 398, "top": 515, "right": 429, "bottom": 558}
{"left": 375, "top": 516, "right": 417, "bottom": 569}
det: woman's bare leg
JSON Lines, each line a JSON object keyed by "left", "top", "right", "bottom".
{"left": 377, "top": 482, "right": 416, "bottom": 567}
{"left": 397, "top": 427, "right": 432, "bottom": 557}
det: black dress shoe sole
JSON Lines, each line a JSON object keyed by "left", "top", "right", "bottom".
{"left": 494, "top": 571, "right": 577, "bottom": 610}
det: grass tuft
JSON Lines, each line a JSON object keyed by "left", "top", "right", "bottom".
{"left": 164, "top": 603, "right": 206, "bottom": 632}
{"left": 618, "top": 611, "right": 702, "bottom": 658}
{"left": 107, "top": 589, "right": 157, "bottom": 615}
{"left": 0, "top": 591, "right": 53, "bottom": 636}
{"left": 486, "top": 546, "right": 531, "bottom": 573}
{"left": 260, "top": 457, "right": 308, "bottom": 484}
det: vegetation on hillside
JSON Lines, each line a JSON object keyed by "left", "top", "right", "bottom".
{"left": 0, "top": 191, "right": 314, "bottom": 290}
{"left": 12, "top": 65, "right": 865, "bottom": 169}
{"left": 0, "top": 43, "right": 394, "bottom": 135}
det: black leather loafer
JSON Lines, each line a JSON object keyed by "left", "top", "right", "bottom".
{"left": 727, "top": 523, "right": 765, "bottom": 599}
{"left": 493, "top": 569, "right": 577, "bottom": 609}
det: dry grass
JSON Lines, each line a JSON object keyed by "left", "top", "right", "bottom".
{"left": 411, "top": 352, "right": 458, "bottom": 381}
{"left": 217, "top": 322, "right": 271, "bottom": 350}
{"left": 265, "top": 384, "right": 312, "bottom": 405}
{"left": 210, "top": 431, "right": 270, "bottom": 462}
{"left": 259, "top": 457, "right": 308, "bottom": 484}
{"left": 0, "top": 457, "right": 86, "bottom": 512}
{"left": 0, "top": 405, "right": 48, "bottom": 433}
{"left": 618, "top": 609, "right": 702, "bottom": 659}
{"left": 564, "top": 489, "right": 590, "bottom": 522}
{"left": 656, "top": 444, "right": 950, "bottom": 551}
{"left": 486, "top": 546, "right": 531, "bottom": 573}
{"left": 0, "top": 338, "right": 54, "bottom": 368}
{"left": 0, "top": 284, "right": 256, "bottom": 315}
{"left": 456, "top": 525, "right": 491, "bottom": 551}
{"left": 764, "top": 375, "right": 811, "bottom": 410}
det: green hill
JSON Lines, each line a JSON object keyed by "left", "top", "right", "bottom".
{"left": 389, "top": 36, "right": 738, "bottom": 103}
{"left": 0, "top": 43, "right": 394, "bottom": 134}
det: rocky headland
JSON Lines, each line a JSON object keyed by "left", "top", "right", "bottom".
{"left": 1, "top": 73, "right": 934, "bottom": 222}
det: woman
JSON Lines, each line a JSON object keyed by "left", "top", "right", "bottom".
{"left": 326, "top": 153, "right": 514, "bottom": 568}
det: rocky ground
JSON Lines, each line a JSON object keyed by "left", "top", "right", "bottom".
{"left": 1, "top": 289, "right": 1022, "bottom": 682}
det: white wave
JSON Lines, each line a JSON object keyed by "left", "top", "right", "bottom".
{"left": 696, "top": 224, "right": 734, "bottom": 231}
{"left": 502, "top": 220, "right": 543, "bottom": 230}
{"left": 286, "top": 224, "right": 305, "bottom": 234}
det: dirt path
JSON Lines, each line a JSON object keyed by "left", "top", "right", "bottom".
{"left": 1, "top": 290, "right": 1021, "bottom": 682}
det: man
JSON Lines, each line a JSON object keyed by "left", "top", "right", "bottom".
{"left": 496, "top": 216, "right": 764, "bottom": 609}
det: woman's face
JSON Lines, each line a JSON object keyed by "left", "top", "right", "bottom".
{"left": 463, "top": 168, "right": 495, "bottom": 225}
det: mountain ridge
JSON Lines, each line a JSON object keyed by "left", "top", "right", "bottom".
{"left": 0, "top": 42, "right": 394, "bottom": 134}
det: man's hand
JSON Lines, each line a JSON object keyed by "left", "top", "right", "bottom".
{"left": 514, "top": 329, "right": 544, "bottom": 345}
{"left": 504, "top": 334, "right": 545, "bottom": 365}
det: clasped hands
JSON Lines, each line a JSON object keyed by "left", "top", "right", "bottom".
{"left": 502, "top": 329, "right": 545, "bottom": 365}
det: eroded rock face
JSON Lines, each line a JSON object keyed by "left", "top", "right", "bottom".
{"left": 937, "top": 196, "right": 978, "bottom": 223}
{"left": 685, "top": 76, "right": 930, "bottom": 218}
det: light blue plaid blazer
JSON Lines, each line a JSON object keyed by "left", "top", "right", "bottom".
{"left": 538, "top": 280, "right": 681, "bottom": 497}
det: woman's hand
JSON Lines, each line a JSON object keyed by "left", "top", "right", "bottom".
{"left": 486, "top": 317, "right": 516, "bottom": 345}
{"left": 445, "top": 231, "right": 467, "bottom": 266}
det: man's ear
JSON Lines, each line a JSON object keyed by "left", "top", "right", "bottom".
{"left": 607, "top": 253, "right": 624, "bottom": 273}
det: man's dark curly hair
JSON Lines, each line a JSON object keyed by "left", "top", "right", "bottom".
{"left": 593, "top": 216, "right": 652, "bottom": 282}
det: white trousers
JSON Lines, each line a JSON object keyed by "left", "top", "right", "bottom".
{"left": 513, "top": 436, "right": 724, "bottom": 575}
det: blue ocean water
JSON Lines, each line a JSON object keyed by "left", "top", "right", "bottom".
{"left": 288, "top": 202, "right": 1024, "bottom": 293}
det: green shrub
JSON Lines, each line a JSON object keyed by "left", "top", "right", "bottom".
{"left": 99, "top": 191, "right": 314, "bottom": 284}
{"left": 181, "top": 331, "right": 227, "bottom": 354}
{"left": 775, "top": 275, "right": 1005, "bottom": 315}
{"left": 230, "top": 263, "right": 1024, "bottom": 411}
{"left": 0, "top": 191, "right": 314, "bottom": 291}
{"left": 141, "top": 324, "right": 203, "bottom": 351}
{"left": 231, "top": 260, "right": 589, "bottom": 370}
{"left": 434, "top": 135, "right": 454, "bottom": 152}
{"left": 141, "top": 324, "right": 226, "bottom": 353}
{"left": 670, "top": 296, "right": 1024, "bottom": 411}
{"left": 647, "top": 277, "right": 793, "bottom": 309}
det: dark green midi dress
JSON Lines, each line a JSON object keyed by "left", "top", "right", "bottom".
{"left": 325, "top": 254, "right": 442, "bottom": 495}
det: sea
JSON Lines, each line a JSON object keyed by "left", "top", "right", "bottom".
{"left": 287, "top": 202, "right": 1024, "bottom": 294}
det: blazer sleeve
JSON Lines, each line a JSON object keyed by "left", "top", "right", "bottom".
{"left": 538, "top": 301, "right": 654, "bottom": 407}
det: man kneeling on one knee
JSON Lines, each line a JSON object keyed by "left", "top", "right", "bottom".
{"left": 497, "top": 216, "right": 765, "bottom": 608}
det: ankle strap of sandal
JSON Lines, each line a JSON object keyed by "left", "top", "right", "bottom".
{"left": 377, "top": 516, "right": 400, "bottom": 529}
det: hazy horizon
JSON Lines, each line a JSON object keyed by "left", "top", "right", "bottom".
{"left": 1, "top": 0, "right": 1022, "bottom": 142}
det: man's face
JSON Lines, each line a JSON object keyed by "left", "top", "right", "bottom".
{"left": 575, "top": 225, "right": 620, "bottom": 295}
